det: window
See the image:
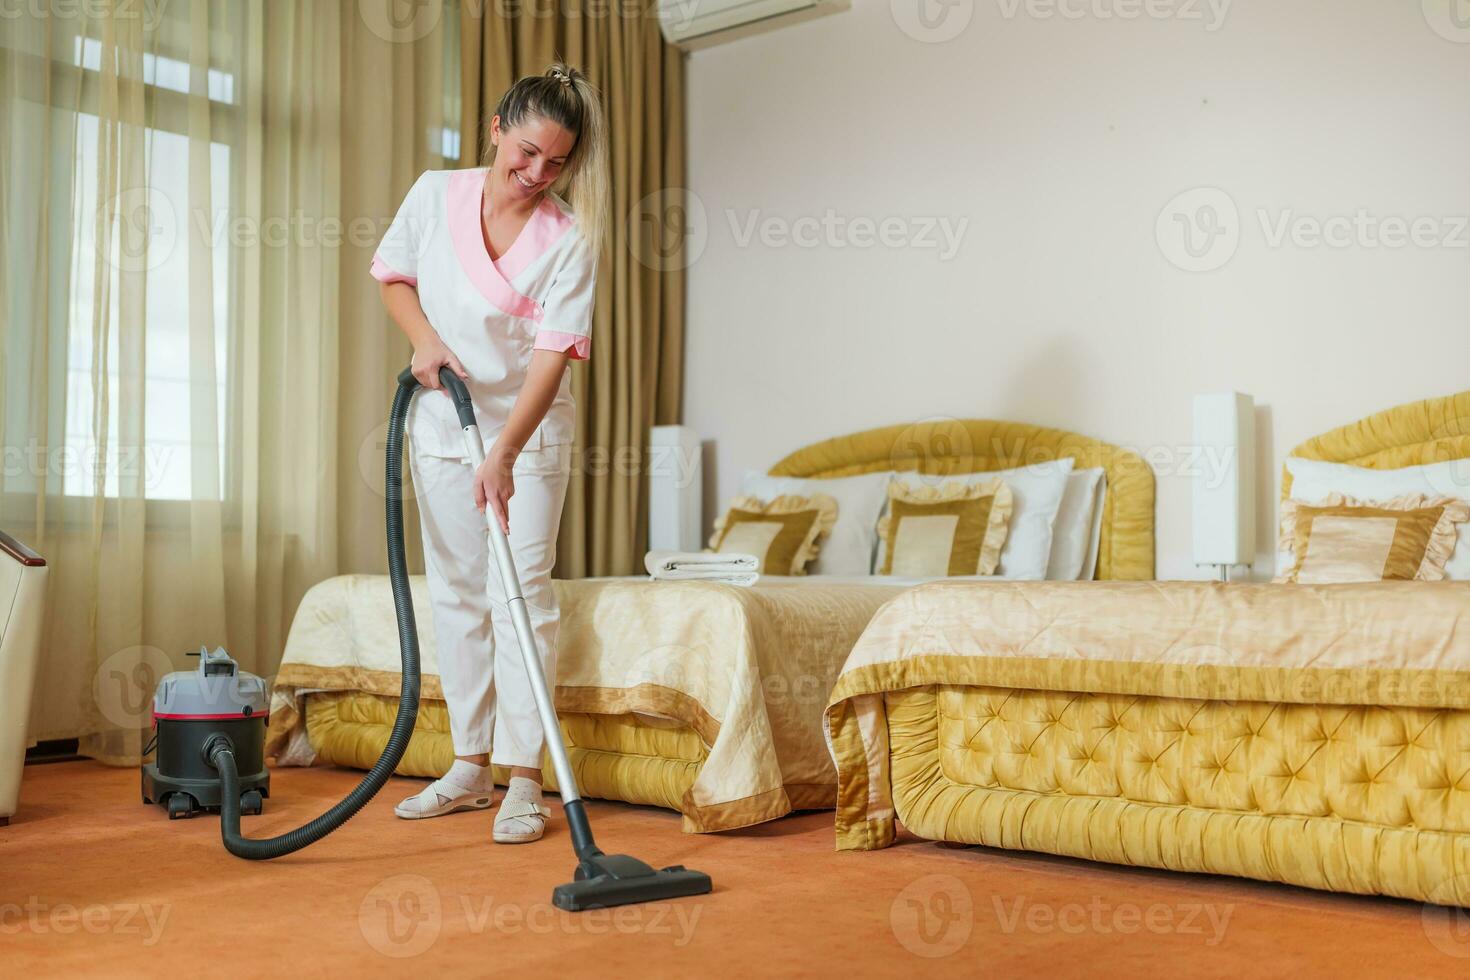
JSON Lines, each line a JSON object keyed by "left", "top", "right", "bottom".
{"left": 64, "top": 118, "right": 232, "bottom": 501}
{"left": 0, "top": 11, "right": 243, "bottom": 509}
{"left": 61, "top": 34, "right": 238, "bottom": 502}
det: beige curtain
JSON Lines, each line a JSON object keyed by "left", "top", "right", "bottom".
{"left": 459, "top": 5, "right": 687, "bottom": 577}
{"left": 334, "top": 1, "right": 459, "bottom": 577}
{"left": 0, "top": 0, "right": 454, "bottom": 763}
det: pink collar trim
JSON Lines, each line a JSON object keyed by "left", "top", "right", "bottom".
{"left": 497, "top": 195, "right": 574, "bottom": 281}
{"left": 447, "top": 168, "right": 574, "bottom": 321}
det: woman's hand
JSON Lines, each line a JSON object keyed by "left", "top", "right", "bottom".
{"left": 411, "top": 338, "right": 469, "bottom": 399}
{"left": 474, "top": 443, "right": 517, "bottom": 536}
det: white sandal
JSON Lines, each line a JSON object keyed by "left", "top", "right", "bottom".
{"left": 394, "top": 778, "right": 495, "bottom": 820}
{"left": 494, "top": 778, "right": 550, "bottom": 843}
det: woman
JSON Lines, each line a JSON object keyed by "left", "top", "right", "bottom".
{"left": 371, "top": 63, "right": 608, "bottom": 844}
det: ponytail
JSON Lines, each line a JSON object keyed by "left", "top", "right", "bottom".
{"left": 490, "top": 62, "right": 610, "bottom": 252}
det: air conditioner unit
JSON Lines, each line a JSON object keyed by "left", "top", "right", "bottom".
{"left": 658, "top": 0, "right": 848, "bottom": 50}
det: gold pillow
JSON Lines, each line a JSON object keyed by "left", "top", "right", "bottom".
{"left": 876, "top": 479, "right": 1014, "bottom": 577}
{"left": 708, "top": 494, "right": 838, "bottom": 575}
{"left": 1275, "top": 492, "right": 1470, "bottom": 584}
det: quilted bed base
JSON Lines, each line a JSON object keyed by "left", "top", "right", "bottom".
{"left": 885, "top": 685, "right": 1470, "bottom": 906}
{"left": 304, "top": 691, "right": 705, "bottom": 815}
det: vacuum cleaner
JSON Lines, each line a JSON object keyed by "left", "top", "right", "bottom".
{"left": 141, "top": 645, "right": 270, "bottom": 819}
{"left": 142, "top": 366, "right": 712, "bottom": 911}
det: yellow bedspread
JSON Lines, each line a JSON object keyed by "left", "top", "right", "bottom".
{"left": 267, "top": 574, "right": 905, "bottom": 831}
{"left": 826, "top": 580, "right": 1470, "bottom": 902}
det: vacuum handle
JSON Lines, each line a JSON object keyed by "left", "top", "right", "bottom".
{"left": 397, "top": 364, "right": 477, "bottom": 430}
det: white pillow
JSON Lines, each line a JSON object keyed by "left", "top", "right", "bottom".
{"left": 1281, "top": 456, "right": 1470, "bottom": 579}
{"left": 737, "top": 470, "right": 894, "bottom": 576}
{"left": 1048, "top": 468, "right": 1107, "bottom": 581}
{"left": 880, "top": 458, "right": 1077, "bottom": 580}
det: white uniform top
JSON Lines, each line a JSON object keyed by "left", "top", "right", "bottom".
{"left": 371, "top": 167, "right": 597, "bottom": 457}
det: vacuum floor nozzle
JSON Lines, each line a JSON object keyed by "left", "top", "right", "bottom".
{"left": 552, "top": 852, "right": 713, "bottom": 911}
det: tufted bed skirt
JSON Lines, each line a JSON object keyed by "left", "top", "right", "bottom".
{"left": 881, "top": 687, "right": 1470, "bottom": 905}
{"left": 826, "top": 580, "right": 1470, "bottom": 906}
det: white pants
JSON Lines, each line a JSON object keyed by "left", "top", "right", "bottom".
{"left": 409, "top": 440, "right": 571, "bottom": 768}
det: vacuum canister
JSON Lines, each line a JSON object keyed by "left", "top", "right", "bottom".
{"left": 141, "top": 646, "right": 270, "bottom": 819}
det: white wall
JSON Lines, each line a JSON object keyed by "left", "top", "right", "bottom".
{"left": 681, "top": 0, "right": 1470, "bottom": 579}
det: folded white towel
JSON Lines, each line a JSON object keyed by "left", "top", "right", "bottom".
{"left": 644, "top": 550, "right": 759, "bottom": 586}
{"left": 645, "top": 550, "right": 758, "bottom": 575}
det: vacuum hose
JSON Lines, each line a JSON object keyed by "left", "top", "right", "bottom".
{"left": 206, "top": 372, "right": 427, "bottom": 859}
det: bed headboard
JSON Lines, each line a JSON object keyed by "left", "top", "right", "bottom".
{"left": 1284, "top": 390, "right": 1470, "bottom": 498}
{"left": 767, "top": 419, "right": 1155, "bottom": 581}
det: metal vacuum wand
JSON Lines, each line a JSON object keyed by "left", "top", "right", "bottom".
{"left": 454, "top": 386, "right": 590, "bottom": 850}
{"left": 402, "top": 365, "right": 712, "bottom": 911}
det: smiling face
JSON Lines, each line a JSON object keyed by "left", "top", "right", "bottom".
{"left": 488, "top": 114, "right": 577, "bottom": 202}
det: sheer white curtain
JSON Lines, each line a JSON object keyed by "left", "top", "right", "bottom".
{"left": 2, "top": 0, "right": 454, "bottom": 764}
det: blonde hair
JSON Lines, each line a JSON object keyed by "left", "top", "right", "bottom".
{"left": 489, "top": 62, "right": 610, "bottom": 251}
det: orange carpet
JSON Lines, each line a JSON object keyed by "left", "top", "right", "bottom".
{"left": 3, "top": 761, "right": 1466, "bottom": 977}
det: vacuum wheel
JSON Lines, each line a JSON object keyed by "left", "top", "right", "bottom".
{"left": 166, "top": 794, "right": 196, "bottom": 820}
{"left": 240, "top": 790, "right": 264, "bottom": 816}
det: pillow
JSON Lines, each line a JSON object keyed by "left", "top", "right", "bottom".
{"left": 1047, "top": 467, "right": 1106, "bottom": 581}
{"left": 1282, "top": 457, "right": 1470, "bottom": 579}
{"left": 876, "top": 479, "right": 1013, "bottom": 577}
{"left": 708, "top": 494, "right": 838, "bottom": 575}
{"left": 738, "top": 471, "right": 893, "bottom": 576}
{"left": 1275, "top": 492, "right": 1470, "bottom": 584}
{"left": 880, "top": 458, "right": 1076, "bottom": 580}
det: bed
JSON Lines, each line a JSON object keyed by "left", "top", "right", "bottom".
{"left": 826, "top": 391, "right": 1470, "bottom": 906}
{"left": 266, "top": 575, "right": 907, "bottom": 832}
{"left": 266, "top": 418, "right": 1149, "bottom": 831}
